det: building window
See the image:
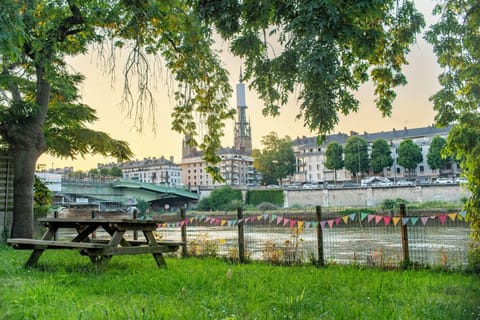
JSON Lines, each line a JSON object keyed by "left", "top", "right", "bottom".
{"left": 419, "top": 166, "right": 425, "bottom": 173}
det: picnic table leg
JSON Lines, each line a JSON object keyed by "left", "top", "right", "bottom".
{"left": 24, "top": 226, "right": 58, "bottom": 267}
{"left": 143, "top": 231, "right": 167, "bottom": 268}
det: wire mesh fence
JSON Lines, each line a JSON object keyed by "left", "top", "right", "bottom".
{"left": 157, "top": 206, "right": 472, "bottom": 269}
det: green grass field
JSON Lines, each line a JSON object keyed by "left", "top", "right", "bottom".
{"left": 1, "top": 246, "right": 479, "bottom": 319}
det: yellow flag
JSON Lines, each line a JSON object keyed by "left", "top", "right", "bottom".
{"left": 221, "top": 220, "right": 227, "bottom": 226}
{"left": 448, "top": 213, "right": 457, "bottom": 221}
{"left": 297, "top": 221, "right": 304, "bottom": 228}
{"left": 342, "top": 215, "right": 349, "bottom": 224}
{"left": 393, "top": 217, "right": 401, "bottom": 226}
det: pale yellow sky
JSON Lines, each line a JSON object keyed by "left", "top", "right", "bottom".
{"left": 38, "top": 1, "right": 440, "bottom": 171}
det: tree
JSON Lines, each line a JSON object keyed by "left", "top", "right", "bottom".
{"left": 426, "top": 0, "right": 480, "bottom": 244}
{"left": 109, "top": 166, "right": 123, "bottom": 178}
{"left": 397, "top": 139, "right": 422, "bottom": 177}
{"left": 196, "top": 186, "right": 242, "bottom": 211}
{"left": 427, "top": 136, "right": 450, "bottom": 175}
{"left": 370, "top": 139, "right": 394, "bottom": 174}
{"left": 344, "top": 136, "right": 369, "bottom": 181}
{"left": 253, "top": 132, "right": 295, "bottom": 186}
{"left": 324, "top": 141, "right": 344, "bottom": 183}
{"left": 0, "top": 1, "right": 425, "bottom": 238}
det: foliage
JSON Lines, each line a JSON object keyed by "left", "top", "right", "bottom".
{"left": 252, "top": 132, "right": 295, "bottom": 185}
{"left": 1, "top": 249, "right": 480, "bottom": 319}
{"left": 108, "top": 166, "right": 123, "bottom": 177}
{"left": 370, "top": 139, "right": 394, "bottom": 174}
{"left": 343, "top": 136, "right": 369, "bottom": 177}
{"left": 187, "top": 233, "right": 220, "bottom": 257}
{"left": 427, "top": 136, "right": 450, "bottom": 171}
{"left": 246, "top": 190, "right": 284, "bottom": 207}
{"left": 256, "top": 202, "right": 280, "bottom": 211}
{"left": 397, "top": 139, "right": 423, "bottom": 175}
{"left": 197, "top": 187, "right": 242, "bottom": 211}
{"left": 33, "top": 176, "right": 52, "bottom": 207}
{"left": 324, "top": 141, "right": 344, "bottom": 182}
{"left": 381, "top": 198, "right": 408, "bottom": 210}
{"left": 135, "top": 198, "right": 150, "bottom": 218}
{"left": 426, "top": 0, "right": 480, "bottom": 243}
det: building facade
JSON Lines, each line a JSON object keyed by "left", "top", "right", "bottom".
{"left": 292, "top": 125, "right": 458, "bottom": 184}
{"left": 99, "top": 156, "right": 182, "bottom": 186}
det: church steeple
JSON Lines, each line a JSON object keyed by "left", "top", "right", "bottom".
{"left": 234, "top": 67, "right": 252, "bottom": 154}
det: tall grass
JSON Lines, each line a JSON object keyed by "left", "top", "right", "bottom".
{"left": 1, "top": 245, "right": 479, "bottom": 319}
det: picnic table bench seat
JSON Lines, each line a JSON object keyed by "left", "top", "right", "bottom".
{"left": 7, "top": 238, "right": 108, "bottom": 250}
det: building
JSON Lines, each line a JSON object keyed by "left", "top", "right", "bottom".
{"left": 99, "top": 156, "right": 182, "bottom": 186}
{"left": 292, "top": 125, "right": 457, "bottom": 184}
{"left": 180, "top": 72, "right": 260, "bottom": 190}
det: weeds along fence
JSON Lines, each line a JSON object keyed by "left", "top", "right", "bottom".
{"left": 157, "top": 204, "right": 472, "bottom": 269}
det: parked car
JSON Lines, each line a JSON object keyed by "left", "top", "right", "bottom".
{"left": 416, "top": 177, "right": 431, "bottom": 185}
{"left": 434, "top": 177, "right": 454, "bottom": 184}
{"left": 454, "top": 177, "right": 468, "bottom": 184}
{"left": 266, "top": 184, "right": 280, "bottom": 189}
{"left": 396, "top": 180, "right": 414, "bottom": 186}
{"left": 342, "top": 181, "right": 358, "bottom": 188}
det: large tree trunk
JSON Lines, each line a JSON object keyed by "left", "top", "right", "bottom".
{"left": 9, "top": 68, "right": 49, "bottom": 238}
{"left": 10, "top": 148, "right": 41, "bottom": 238}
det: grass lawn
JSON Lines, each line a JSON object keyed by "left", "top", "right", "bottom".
{"left": 1, "top": 245, "right": 479, "bottom": 319}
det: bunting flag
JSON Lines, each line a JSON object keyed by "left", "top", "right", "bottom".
{"left": 439, "top": 214, "right": 447, "bottom": 225}
{"left": 271, "top": 214, "right": 277, "bottom": 223}
{"left": 335, "top": 217, "right": 342, "bottom": 226}
{"left": 367, "top": 214, "right": 375, "bottom": 223}
{"left": 305, "top": 222, "right": 311, "bottom": 228}
{"left": 402, "top": 218, "right": 409, "bottom": 226}
{"left": 257, "top": 215, "right": 263, "bottom": 221}
{"left": 393, "top": 217, "right": 401, "bottom": 226}
{"left": 375, "top": 215, "right": 383, "bottom": 224}
{"left": 342, "top": 215, "right": 349, "bottom": 224}
{"left": 311, "top": 221, "right": 318, "bottom": 229}
{"left": 263, "top": 213, "right": 269, "bottom": 221}
{"left": 283, "top": 218, "right": 290, "bottom": 227}
{"left": 327, "top": 219, "right": 335, "bottom": 229}
{"left": 459, "top": 211, "right": 467, "bottom": 219}
{"left": 205, "top": 217, "right": 212, "bottom": 224}
{"left": 298, "top": 221, "right": 304, "bottom": 228}
{"left": 320, "top": 221, "right": 326, "bottom": 229}
{"left": 200, "top": 214, "right": 206, "bottom": 221}
{"left": 349, "top": 213, "right": 356, "bottom": 222}
{"left": 383, "top": 216, "right": 392, "bottom": 226}
{"left": 221, "top": 220, "right": 227, "bottom": 227}
{"left": 421, "top": 217, "right": 429, "bottom": 226}
{"left": 289, "top": 220, "right": 297, "bottom": 228}
{"left": 360, "top": 213, "right": 369, "bottom": 222}
{"left": 276, "top": 217, "right": 283, "bottom": 225}
{"left": 410, "top": 217, "right": 419, "bottom": 226}
{"left": 448, "top": 213, "right": 457, "bottom": 222}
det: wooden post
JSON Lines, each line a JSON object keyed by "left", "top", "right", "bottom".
{"left": 399, "top": 203, "right": 410, "bottom": 267}
{"left": 180, "top": 208, "right": 187, "bottom": 257}
{"left": 237, "top": 207, "right": 245, "bottom": 263}
{"left": 133, "top": 209, "right": 138, "bottom": 240}
{"left": 91, "top": 210, "right": 96, "bottom": 239}
{"left": 53, "top": 211, "right": 58, "bottom": 240}
{"left": 316, "top": 206, "right": 324, "bottom": 267}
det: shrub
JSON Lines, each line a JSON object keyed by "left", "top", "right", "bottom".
{"left": 246, "top": 190, "right": 284, "bottom": 206}
{"left": 256, "top": 202, "right": 279, "bottom": 211}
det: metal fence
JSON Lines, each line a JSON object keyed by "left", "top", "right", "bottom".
{"left": 157, "top": 205, "right": 472, "bottom": 269}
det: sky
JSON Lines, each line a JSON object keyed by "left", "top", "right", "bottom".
{"left": 38, "top": 1, "right": 441, "bottom": 172}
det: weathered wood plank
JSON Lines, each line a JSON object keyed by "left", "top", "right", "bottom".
{"left": 7, "top": 238, "right": 108, "bottom": 249}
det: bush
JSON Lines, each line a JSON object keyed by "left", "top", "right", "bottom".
{"left": 246, "top": 190, "right": 284, "bottom": 206}
{"left": 256, "top": 202, "right": 279, "bottom": 211}
{"left": 197, "top": 187, "right": 243, "bottom": 211}
{"left": 381, "top": 198, "right": 408, "bottom": 210}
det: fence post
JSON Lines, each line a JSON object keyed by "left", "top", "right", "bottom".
{"left": 237, "top": 207, "right": 245, "bottom": 263}
{"left": 91, "top": 210, "right": 96, "bottom": 239}
{"left": 53, "top": 211, "right": 58, "bottom": 240}
{"left": 399, "top": 203, "right": 410, "bottom": 267}
{"left": 316, "top": 205, "right": 324, "bottom": 267}
{"left": 180, "top": 208, "right": 187, "bottom": 257}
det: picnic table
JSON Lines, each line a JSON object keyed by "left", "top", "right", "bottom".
{"left": 7, "top": 218, "right": 183, "bottom": 268}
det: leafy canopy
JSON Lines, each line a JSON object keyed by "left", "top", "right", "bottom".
{"left": 426, "top": 0, "right": 480, "bottom": 240}
{"left": 370, "top": 139, "right": 393, "bottom": 174}
{"left": 344, "top": 136, "right": 369, "bottom": 176}
{"left": 253, "top": 132, "right": 295, "bottom": 185}
{"left": 397, "top": 139, "right": 422, "bottom": 172}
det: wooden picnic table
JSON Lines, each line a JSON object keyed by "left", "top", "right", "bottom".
{"left": 7, "top": 218, "right": 183, "bottom": 268}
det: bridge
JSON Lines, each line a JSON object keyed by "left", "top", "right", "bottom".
{"left": 56, "top": 178, "right": 199, "bottom": 211}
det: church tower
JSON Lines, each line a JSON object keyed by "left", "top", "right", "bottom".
{"left": 234, "top": 70, "right": 252, "bottom": 154}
